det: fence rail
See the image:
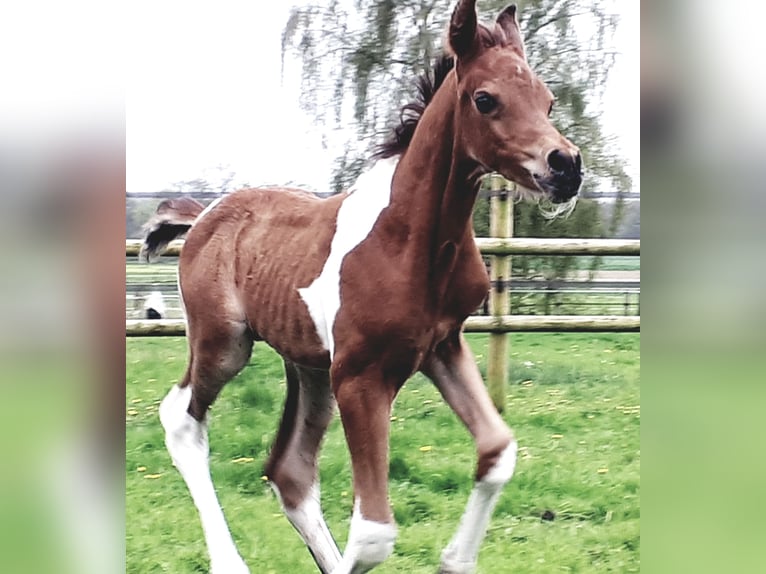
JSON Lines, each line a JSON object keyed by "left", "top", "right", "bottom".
{"left": 474, "top": 237, "right": 639, "bottom": 256}
{"left": 126, "top": 315, "right": 639, "bottom": 337}
{"left": 126, "top": 238, "right": 640, "bottom": 258}
{"left": 126, "top": 280, "right": 640, "bottom": 293}
{"left": 464, "top": 315, "right": 639, "bottom": 333}
{"left": 127, "top": 239, "right": 183, "bottom": 257}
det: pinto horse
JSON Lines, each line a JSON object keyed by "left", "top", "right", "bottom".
{"left": 140, "top": 2, "right": 581, "bottom": 572}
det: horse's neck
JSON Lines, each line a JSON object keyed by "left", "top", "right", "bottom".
{"left": 387, "top": 71, "right": 479, "bottom": 258}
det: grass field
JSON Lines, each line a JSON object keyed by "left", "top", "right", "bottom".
{"left": 126, "top": 333, "right": 639, "bottom": 573}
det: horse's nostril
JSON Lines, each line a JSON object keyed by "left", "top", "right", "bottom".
{"left": 547, "top": 149, "right": 572, "bottom": 174}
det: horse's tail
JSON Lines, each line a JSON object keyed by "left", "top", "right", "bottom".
{"left": 140, "top": 197, "right": 206, "bottom": 262}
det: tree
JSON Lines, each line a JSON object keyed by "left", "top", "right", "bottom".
{"left": 282, "top": 0, "right": 631, "bottom": 213}
{"left": 166, "top": 165, "right": 238, "bottom": 195}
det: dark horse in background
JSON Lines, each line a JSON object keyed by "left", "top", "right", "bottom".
{"left": 141, "top": 1, "right": 581, "bottom": 572}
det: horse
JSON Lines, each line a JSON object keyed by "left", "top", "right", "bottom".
{"left": 140, "top": 2, "right": 582, "bottom": 572}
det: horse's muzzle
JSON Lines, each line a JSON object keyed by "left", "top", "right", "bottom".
{"left": 549, "top": 175, "right": 582, "bottom": 203}
{"left": 546, "top": 149, "right": 582, "bottom": 203}
{"left": 534, "top": 171, "right": 582, "bottom": 203}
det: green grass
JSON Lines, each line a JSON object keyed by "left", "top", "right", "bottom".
{"left": 126, "top": 333, "right": 639, "bottom": 573}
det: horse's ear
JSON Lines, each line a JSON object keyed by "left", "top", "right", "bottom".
{"left": 449, "top": 0, "right": 479, "bottom": 59}
{"left": 496, "top": 4, "right": 526, "bottom": 59}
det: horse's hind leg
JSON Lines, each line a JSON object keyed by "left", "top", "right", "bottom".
{"left": 159, "top": 318, "right": 253, "bottom": 574}
{"left": 266, "top": 360, "right": 342, "bottom": 574}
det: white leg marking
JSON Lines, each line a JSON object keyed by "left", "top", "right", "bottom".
{"left": 159, "top": 385, "right": 249, "bottom": 574}
{"left": 332, "top": 499, "right": 397, "bottom": 574}
{"left": 440, "top": 441, "right": 518, "bottom": 574}
{"left": 272, "top": 482, "right": 342, "bottom": 572}
{"left": 299, "top": 157, "right": 399, "bottom": 359}
{"left": 144, "top": 290, "right": 166, "bottom": 316}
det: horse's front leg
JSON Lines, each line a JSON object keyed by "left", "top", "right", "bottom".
{"left": 422, "top": 332, "right": 517, "bottom": 574}
{"left": 330, "top": 362, "right": 400, "bottom": 574}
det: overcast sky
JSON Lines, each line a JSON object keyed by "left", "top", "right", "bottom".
{"left": 126, "top": 0, "right": 639, "bottom": 194}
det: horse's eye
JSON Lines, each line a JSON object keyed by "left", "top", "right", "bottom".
{"left": 474, "top": 92, "right": 497, "bottom": 114}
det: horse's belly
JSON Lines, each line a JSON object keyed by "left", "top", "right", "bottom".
{"left": 238, "top": 239, "right": 335, "bottom": 370}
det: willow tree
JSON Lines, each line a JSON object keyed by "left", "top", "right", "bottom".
{"left": 282, "top": 0, "right": 631, "bottom": 295}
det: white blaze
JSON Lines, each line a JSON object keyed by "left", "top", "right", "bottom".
{"left": 299, "top": 157, "right": 398, "bottom": 359}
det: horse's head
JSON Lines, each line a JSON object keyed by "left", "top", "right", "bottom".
{"left": 449, "top": 0, "right": 582, "bottom": 203}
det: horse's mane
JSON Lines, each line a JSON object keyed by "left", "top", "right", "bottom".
{"left": 373, "top": 55, "right": 455, "bottom": 160}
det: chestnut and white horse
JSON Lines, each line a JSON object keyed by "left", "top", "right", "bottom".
{"left": 141, "top": 2, "right": 581, "bottom": 572}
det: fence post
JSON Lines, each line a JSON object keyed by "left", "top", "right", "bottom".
{"left": 487, "top": 175, "right": 513, "bottom": 412}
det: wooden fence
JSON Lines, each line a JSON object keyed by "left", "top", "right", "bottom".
{"left": 127, "top": 315, "right": 638, "bottom": 337}
{"left": 125, "top": 237, "right": 640, "bottom": 258}
{"left": 126, "top": 234, "right": 638, "bottom": 409}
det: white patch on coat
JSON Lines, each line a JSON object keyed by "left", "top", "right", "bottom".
{"left": 144, "top": 290, "right": 166, "bottom": 315}
{"left": 195, "top": 196, "right": 224, "bottom": 225}
{"left": 159, "top": 385, "right": 249, "bottom": 574}
{"left": 481, "top": 440, "right": 518, "bottom": 485}
{"left": 176, "top": 266, "right": 188, "bottom": 321}
{"left": 439, "top": 440, "right": 518, "bottom": 573}
{"left": 332, "top": 498, "right": 397, "bottom": 574}
{"left": 298, "top": 157, "right": 398, "bottom": 359}
{"left": 271, "top": 482, "right": 342, "bottom": 572}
